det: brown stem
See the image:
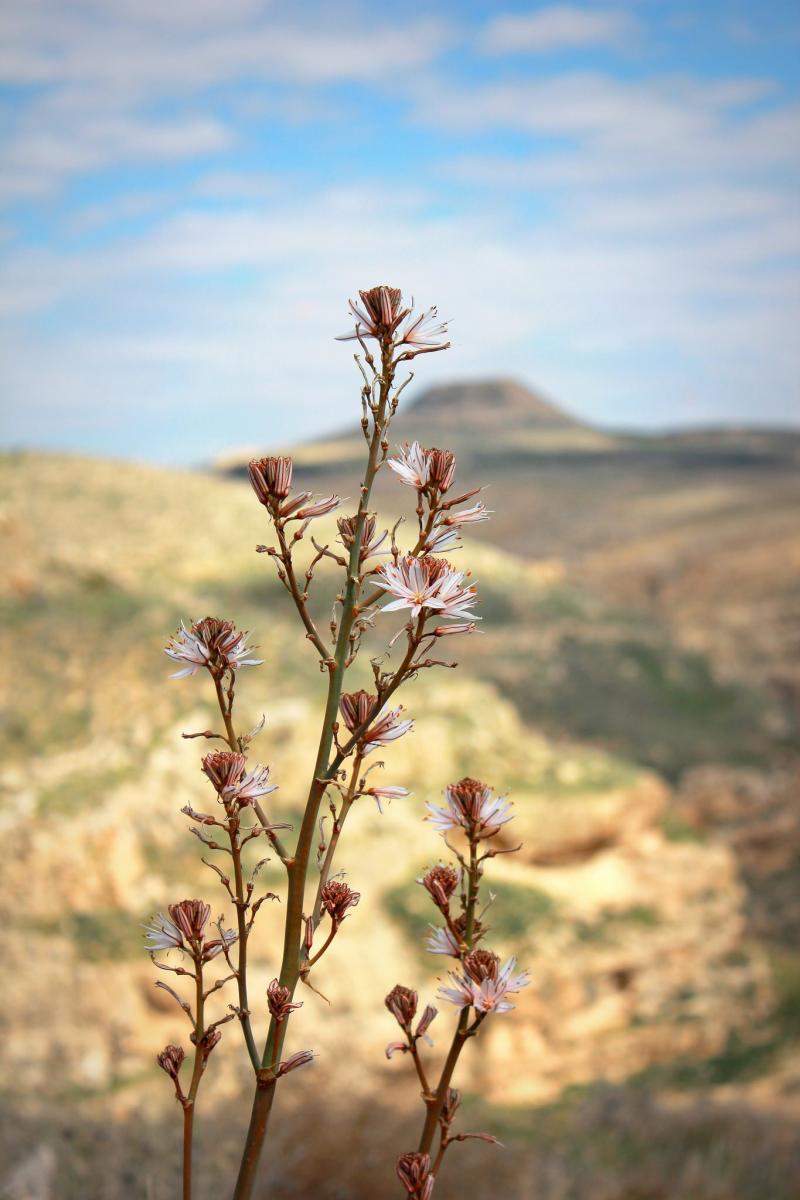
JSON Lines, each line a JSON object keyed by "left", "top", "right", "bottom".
{"left": 417, "top": 839, "right": 480, "bottom": 1157}
{"left": 274, "top": 523, "right": 329, "bottom": 659}
{"left": 183, "top": 1105, "right": 194, "bottom": 1200}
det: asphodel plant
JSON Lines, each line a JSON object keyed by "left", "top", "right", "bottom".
{"left": 145, "top": 285, "right": 527, "bottom": 1199}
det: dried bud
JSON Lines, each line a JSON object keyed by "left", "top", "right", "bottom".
{"left": 197, "top": 1028, "right": 222, "bottom": 1061}
{"left": 248, "top": 455, "right": 293, "bottom": 502}
{"left": 464, "top": 949, "right": 501, "bottom": 984}
{"left": 168, "top": 899, "right": 211, "bottom": 944}
{"left": 427, "top": 448, "right": 456, "bottom": 493}
{"left": 320, "top": 880, "right": 360, "bottom": 924}
{"left": 267, "top": 979, "right": 303, "bottom": 1022}
{"left": 276, "top": 1049, "right": 314, "bottom": 1077}
{"left": 396, "top": 1151, "right": 434, "bottom": 1199}
{"left": 385, "top": 1040, "right": 409, "bottom": 1059}
{"left": 440, "top": 1086, "right": 461, "bottom": 1127}
{"left": 157, "top": 1044, "right": 185, "bottom": 1080}
{"left": 202, "top": 751, "right": 246, "bottom": 794}
{"left": 385, "top": 984, "right": 418, "bottom": 1030}
{"left": 419, "top": 865, "right": 459, "bottom": 911}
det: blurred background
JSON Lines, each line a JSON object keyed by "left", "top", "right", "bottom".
{"left": 1, "top": 2, "right": 799, "bottom": 1198}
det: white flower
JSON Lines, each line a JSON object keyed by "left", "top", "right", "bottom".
{"left": 398, "top": 306, "right": 449, "bottom": 350}
{"left": 366, "top": 785, "right": 410, "bottom": 814}
{"left": 363, "top": 708, "right": 414, "bottom": 755}
{"left": 424, "top": 524, "right": 461, "bottom": 553}
{"left": 425, "top": 924, "right": 461, "bottom": 957}
{"left": 437, "top": 502, "right": 491, "bottom": 529}
{"left": 232, "top": 764, "right": 277, "bottom": 806}
{"left": 143, "top": 912, "right": 184, "bottom": 953}
{"left": 388, "top": 442, "right": 430, "bottom": 489}
{"left": 376, "top": 556, "right": 480, "bottom": 623}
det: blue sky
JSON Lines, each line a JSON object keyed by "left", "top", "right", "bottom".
{"left": 1, "top": 0, "right": 798, "bottom": 463}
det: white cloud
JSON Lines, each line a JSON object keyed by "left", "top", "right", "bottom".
{"left": 484, "top": 5, "right": 636, "bottom": 54}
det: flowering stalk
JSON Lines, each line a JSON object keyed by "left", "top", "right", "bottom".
{"left": 149, "top": 285, "right": 502, "bottom": 1199}
{"left": 387, "top": 779, "right": 527, "bottom": 1196}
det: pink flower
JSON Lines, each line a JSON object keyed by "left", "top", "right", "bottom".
{"left": 364, "top": 706, "right": 414, "bottom": 754}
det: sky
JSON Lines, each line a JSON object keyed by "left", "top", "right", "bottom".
{"left": 1, "top": 0, "right": 799, "bottom": 464}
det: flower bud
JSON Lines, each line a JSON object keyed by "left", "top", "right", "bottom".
{"left": 248, "top": 455, "right": 293, "bottom": 502}
{"left": 267, "top": 978, "right": 302, "bottom": 1022}
{"left": 319, "top": 880, "right": 360, "bottom": 924}
{"left": 168, "top": 899, "right": 211, "bottom": 944}
{"left": 427, "top": 448, "right": 456, "bottom": 492}
{"left": 419, "top": 865, "right": 459, "bottom": 911}
{"left": 201, "top": 750, "right": 246, "bottom": 794}
{"left": 157, "top": 1044, "right": 185, "bottom": 1080}
{"left": 396, "top": 1151, "right": 434, "bottom": 1198}
{"left": 197, "top": 1028, "right": 221, "bottom": 1061}
{"left": 440, "top": 1086, "right": 461, "bottom": 1127}
{"left": 276, "top": 1049, "right": 314, "bottom": 1077}
{"left": 464, "top": 949, "right": 500, "bottom": 984}
{"left": 385, "top": 984, "right": 418, "bottom": 1030}
{"left": 415, "top": 1004, "right": 437, "bottom": 1039}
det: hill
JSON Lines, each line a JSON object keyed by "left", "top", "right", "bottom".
{"left": 2, "top": 449, "right": 799, "bottom": 1198}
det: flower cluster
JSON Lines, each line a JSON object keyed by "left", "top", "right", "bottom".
{"left": 249, "top": 455, "right": 340, "bottom": 523}
{"left": 377, "top": 556, "right": 479, "bottom": 623}
{"left": 336, "top": 285, "right": 449, "bottom": 361}
{"left": 165, "top": 617, "right": 262, "bottom": 679}
{"left": 144, "top": 899, "right": 236, "bottom": 963}
{"left": 201, "top": 750, "right": 277, "bottom": 810}
{"left": 426, "top": 777, "right": 513, "bottom": 841}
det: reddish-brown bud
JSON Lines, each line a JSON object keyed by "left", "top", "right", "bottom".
{"left": 427, "top": 448, "right": 456, "bottom": 493}
{"left": 201, "top": 750, "right": 246, "bottom": 794}
{"left": 464, "top": 948, "right": 500, "bottom": 984}
{"left": 157, "top": 1044, "right": 185, "bottom": 1080}
{"left": 440, "top": 1086, "right": 461, "bottom": 1127}
{"left": 168, "top": 899, "right": 211, "bottom": 944}
{"left": 339, "top": 690, "right": 374, "bottom": 732}
{"left": 419, "top": 865, "right": 459, "bottom": 911}
{"left": 396, "top": 1151, "right": 434, "bottom": 1198}
{"left": 267, "top": 978, "right": 303, "bottom": 1022}
{"left": 248, "top": 455, "right": 293, "bottom": 502}
{"left": 385, "top": 984, "right": 418, "bottom": 1029}
{"left": 319, "top": 880, "right": 360, "bottom": 924}
{"left": 276, "top": 1049, "right": 314, "bottom": 1077}
{"left": 197, "top": 1028, "right": 222, "bottom": 1061}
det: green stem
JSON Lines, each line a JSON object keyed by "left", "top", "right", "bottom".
{"left": 231, "top": 345, "right": 395, "bottom": 1200}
